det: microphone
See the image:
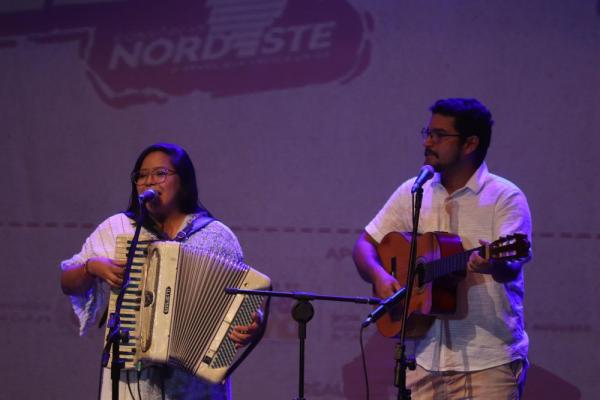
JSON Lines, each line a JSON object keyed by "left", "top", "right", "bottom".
{"left": 411, "top": 165, "right": 435, "bottom": 193}
{"left": 138, "top": 189, "right": 158, "bottom": 204}
{"left": 362, "top": 287, "right": 407, "bottom": 328}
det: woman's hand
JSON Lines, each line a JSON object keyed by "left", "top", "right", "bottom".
{"left": 229, "top": 311, "right": 264, "bottom": 349}
{"left": 86, "top": 257, "right": 126, "bottom": 288}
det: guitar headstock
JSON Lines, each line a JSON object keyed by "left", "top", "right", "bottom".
{"left": 488, "top": 233, "right": 530, "bottom": 262}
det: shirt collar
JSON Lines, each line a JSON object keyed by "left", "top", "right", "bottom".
{"left": 464, "top": 162, "right": 489, "bottom": 194}
{"left": 429, "top": 162, "right": 489, "bottom": 195}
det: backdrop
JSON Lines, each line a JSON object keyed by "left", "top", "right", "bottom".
{"left": 0, "top": 1, "right": 598, "bottom": 399}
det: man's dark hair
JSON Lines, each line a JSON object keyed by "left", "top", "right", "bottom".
{"left": 430, "top": 98, "right": 494, "bottom": 166}
{"left": 125, "top": 142, "right": 212, "bottom": 222}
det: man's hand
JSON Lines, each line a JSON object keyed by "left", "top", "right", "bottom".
{"left": 467, "top": 240, "right": 494, "bottom": 274}
{"left": 353, "top": 231, "right": 403, "bottom": 300}
{"left": 372, "top": 270, "right": 402, "bottom": 300}
{"left": 468, "top": 240, "right": 525, "bottom": 282}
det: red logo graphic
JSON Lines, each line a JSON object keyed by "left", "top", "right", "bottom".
{"left": 0, "top": 0, "right": 373, "bottom": 108}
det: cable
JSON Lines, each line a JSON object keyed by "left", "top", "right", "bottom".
{"left": 160, "top": 366, "right": 166, "bottom": 400}
{"left": 96, "top": 356, "right": 104, "bottom": 400}
{"left": 126, "top": 370, "right": 138, "bottom": 400}
{"left": 359, "top": 324, "right": 370, "bottom": 400}
{"left": 136, "top": 369, "right": 143, "bottom": 400}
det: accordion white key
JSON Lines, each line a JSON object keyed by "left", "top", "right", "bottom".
{"left": 105, "top": 234, "right": 271, "bottom": 383}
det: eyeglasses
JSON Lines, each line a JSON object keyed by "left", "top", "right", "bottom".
{"left": 421, "top": 128, "right": 461, "bottom": 143}
{"left": 131, "top": 167, "right": 177, "bottom": 185}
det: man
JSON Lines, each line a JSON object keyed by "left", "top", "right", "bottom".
{"left": 353, "top": 98, "right": 532, "bottom": 399}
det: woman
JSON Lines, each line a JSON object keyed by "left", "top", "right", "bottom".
{"left": 61, "top": 143, "right": 260, "bottom": 400}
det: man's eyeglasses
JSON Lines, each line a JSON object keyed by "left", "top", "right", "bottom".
{"left": 131, "top": 168, "right": 177, "bottom": 185}
{"left": 421, "top": 128, "right": 461, "bottom": 143}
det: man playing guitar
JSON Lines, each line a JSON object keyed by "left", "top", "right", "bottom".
{"left": 353, "top": 98, "right": 532, "bottom": 399}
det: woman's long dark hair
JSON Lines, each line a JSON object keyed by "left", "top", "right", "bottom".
{"left": 124, "top": 143, "right": 212, "bottom": 224}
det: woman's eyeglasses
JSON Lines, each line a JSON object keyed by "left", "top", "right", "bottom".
{"left": 131, "top": 168, "right": 176, "bottom": 185}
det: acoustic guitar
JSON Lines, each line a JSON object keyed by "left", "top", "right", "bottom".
{"left": 375, "top": 232, "right": 530, "bottom": 338}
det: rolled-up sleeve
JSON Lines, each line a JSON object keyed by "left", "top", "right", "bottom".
{"left": 365, "top": 182, "right": 413, "bottom": 243}
{"left": 493, "top": 189, "right": 533, "bottom": 262}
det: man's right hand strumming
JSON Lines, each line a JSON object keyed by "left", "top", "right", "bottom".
{"left": 371, "top": 269, "right": 402, "bottom": 300}
{"left": 353, "top": 231, "right": 403, "bottom": 301}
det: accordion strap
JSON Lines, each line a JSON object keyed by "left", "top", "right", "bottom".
{"left": 173, "top": 213, "right": 215, "bottom": 242}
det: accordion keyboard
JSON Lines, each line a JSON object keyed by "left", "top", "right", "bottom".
{"left": 107, "top": 235, "right": 153, "bottom": 369}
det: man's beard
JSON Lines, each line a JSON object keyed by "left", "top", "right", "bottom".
{"left": 424, "top": 148, "right": 462, "bottom": 173}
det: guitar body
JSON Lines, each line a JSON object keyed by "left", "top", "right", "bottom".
{"left": 375, "top": 231, "right": 466, "bottom": 338}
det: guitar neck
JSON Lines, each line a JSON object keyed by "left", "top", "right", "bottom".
{"left": 421, "top": 246, "right": 483, "bottom": 283}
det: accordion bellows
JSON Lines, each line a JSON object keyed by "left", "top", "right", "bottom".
{"left": 105, "top": 235, "right": 271, "bottom": 383}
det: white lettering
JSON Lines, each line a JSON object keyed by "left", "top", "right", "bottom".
{"left": 287, "top": 25, "right": 313, "bottom": 52}
{"left": 309, "top": 22, "right": 335, "bottom": 50}
{"left": 174, "top": 36, "right": 201, "bottom": 64}
{"left": 261, "top": 27, "right": 285, "bottom": 55}
{"left": 106, "top": 20, "right": 337, "bottom": 69}
{"left": 202, "top": 33, "right": 229, "bottom": 60}
{"left": 142, "top": 38, "right": 174, "bottom": 66}
{"left": 108, "top": 41, "right": 142, "bottom": 70}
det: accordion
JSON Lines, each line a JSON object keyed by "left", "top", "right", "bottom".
{"left": 105, "top": 234, "right": 271, "bottom": 383}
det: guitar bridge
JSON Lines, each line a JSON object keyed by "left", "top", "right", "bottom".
{"left": 415, "top": 262, "right": 425, "bottom": 287}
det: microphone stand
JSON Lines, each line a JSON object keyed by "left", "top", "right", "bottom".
{"left": 225, "top": 288, "right": 380, "bottom": 400}
{"left": 100, "top": 203, "right": 148, "bottom": 400}
{"left": 394, "top": 187, "right": 424, "bottom": 400}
